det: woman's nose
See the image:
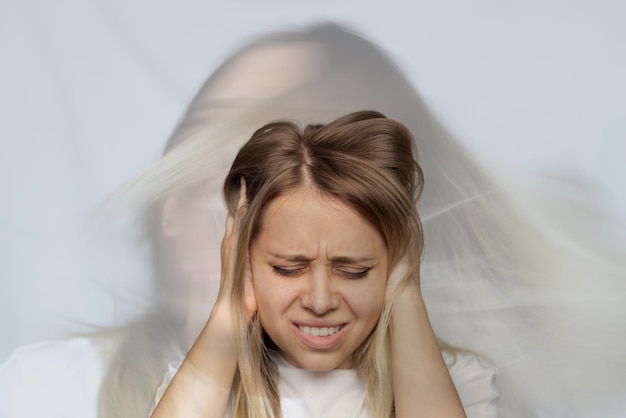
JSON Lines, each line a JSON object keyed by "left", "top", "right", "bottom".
{"left": 300, "top": 269, "right": 340, "bottom": 314}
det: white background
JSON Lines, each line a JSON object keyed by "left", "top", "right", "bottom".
{"left": 1, "top": 0, "right": 624, "bottom": 361}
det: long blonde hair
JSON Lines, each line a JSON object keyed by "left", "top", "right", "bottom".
{"left": 222, "top": 110, "right": 423, "bottom": 417}
{"left": 100, "top": 22, "right": 626, "bottom": 418}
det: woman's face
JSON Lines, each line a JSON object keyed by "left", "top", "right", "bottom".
{"left": 249, "top": 187, "right": 388, "bottom": 371}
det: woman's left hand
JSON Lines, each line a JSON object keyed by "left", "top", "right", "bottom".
{"left": 385, "top": 256, "right": 420, "bottom": 307}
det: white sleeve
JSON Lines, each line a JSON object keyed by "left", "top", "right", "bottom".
{"left": 149, "top": 357, "right": 183, "bottom": 416}
{"left": 445, "top": 351, "right": 499, "bottom": 418}
{"left": 149, "top": 357, "right": 234, "bottom": 418}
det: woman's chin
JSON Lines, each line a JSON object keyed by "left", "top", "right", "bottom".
{"left": 280, "top": 351, "right": 353, "bottom": 371}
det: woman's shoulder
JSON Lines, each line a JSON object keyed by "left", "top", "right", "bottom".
{"left": 443, "top": 350, "right": 499, "bottom": 418}
{"left": 149, "top": 350, "right": 499, "bottom": 418}
{"left": 0, "top": 337, "right": 108, "bottom": 418}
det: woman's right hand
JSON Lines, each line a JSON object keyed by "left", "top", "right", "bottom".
{"left": 216, "top": 176, "right": 256, "bottom": 323}
{"left": 151, "top": 177, "right": 254, "bottom": 418}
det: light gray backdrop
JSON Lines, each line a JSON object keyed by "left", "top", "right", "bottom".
{"left": 1, "top": 0, "right": 624, "bottom": 361}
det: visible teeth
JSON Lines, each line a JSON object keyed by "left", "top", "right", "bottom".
{"left": 298, "top": 325, "right": 341, "bottom": 336}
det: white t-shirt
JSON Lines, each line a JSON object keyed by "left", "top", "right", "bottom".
{"left": 150, "top": 347, "right": 499, "bottom": 417}
{"left": 0, "top": 338, "right": 498, "bottom": 418}
{"left": 275, "top": 354, "right": 367, "bottom": 417}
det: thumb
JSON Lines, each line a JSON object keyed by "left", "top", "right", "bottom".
{"left": 386, "top": 257, "right": 410, "bottom": 306}
{"left": 243, "top": 259, "right": 257, "bottom": 320}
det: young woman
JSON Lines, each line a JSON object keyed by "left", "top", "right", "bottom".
{"left": 1, "top": 23, "right": 623, "bottom": 418}
{"left": 150, "top": 110, "right": 482, "bottom": 418}
{"left": 1, "top": 24, "right": 499, "bottom": 418}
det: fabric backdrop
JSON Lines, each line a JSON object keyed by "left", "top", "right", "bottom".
{"left": 1, "top": 0, "right": 624, "bottom": 363}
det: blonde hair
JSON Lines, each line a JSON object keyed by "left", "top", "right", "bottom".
{"left": 99, "top": 23, "right": 626, "bottom": 418}
{"left": 222, "top": 110, "right": 422, "bottom": 417}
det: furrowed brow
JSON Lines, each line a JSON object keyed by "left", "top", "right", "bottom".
{"left": 270, "top": 254, "right": 310, "bottom": 262}
{"left": 269, "top": 254, "right": 377, "bottom": 264}
{"left": 330, "top": 256, "right": 376, "bottom": 264}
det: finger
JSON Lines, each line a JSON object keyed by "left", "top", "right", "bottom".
{"left": 232, "top": 177, "right": 248, "bottom": 236}
{"left": 385, "top": 257, "right": 410, "bottom": 305}
{"left": 237, "top": 176, "right": 247, "bottom": 211}
{"left": 243, "top": 258, "right": 257, "bottom": 319}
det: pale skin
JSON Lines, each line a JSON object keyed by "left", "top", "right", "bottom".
{"left": 151, "top": 180, "right": 466, "bottom": 417}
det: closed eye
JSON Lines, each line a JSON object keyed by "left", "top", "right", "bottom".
{"left": 272, "top": 266, "right": 304, "bottom": 277}
{"left": 339, "top": 267, "right": 370, "bottom": 280}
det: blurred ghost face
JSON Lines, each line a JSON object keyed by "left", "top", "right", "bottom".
{"left": 159, "top": 186, "right": 225, "bottom": 340}
{"left": 249, "top": 187, "right": 388, "bottom": 371}
{"left": 157, "top": 42, "right": 325, "bottom": 345}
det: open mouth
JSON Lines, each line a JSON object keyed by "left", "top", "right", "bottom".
{"left": 291, "top": 322, "right": 349, "bottom": 350}
{"left": 297, "top": 325, "right": 341, "bottom": 337}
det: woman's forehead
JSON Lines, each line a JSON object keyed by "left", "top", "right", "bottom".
{"left": 256, "top": 188, "right": 385, "bottom": 250}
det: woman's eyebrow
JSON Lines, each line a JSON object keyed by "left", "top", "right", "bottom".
{"left": 270, "top": 254, "right": 310, "bottom": 262}
{"left": 269, "top": 254, "right": 376, "bottom": 264}
{"left": 330, "top": 256, "right": 376, "bottom": 264}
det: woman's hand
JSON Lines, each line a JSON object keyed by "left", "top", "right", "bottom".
{"left": 385, "top": 256, "right": 420, "bottom": 308}
{"left": 217, "top": 177, "right": 256, "bottom": 322}
{"left": 151, "top": 178, "right": 254, "bottom": 418}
